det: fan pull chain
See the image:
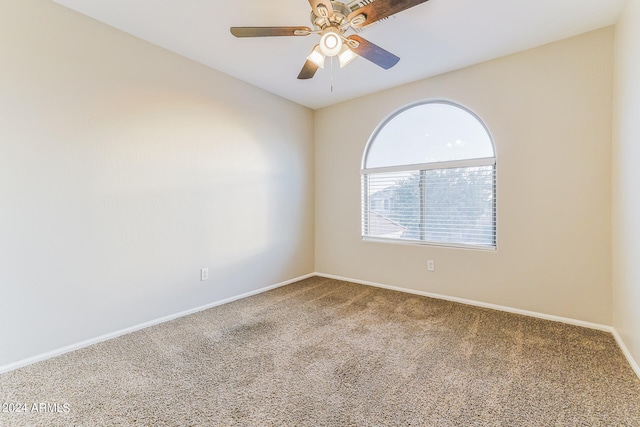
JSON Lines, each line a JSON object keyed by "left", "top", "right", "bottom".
{"left": 330, "top": 56, "right": 334, "bottom": 93}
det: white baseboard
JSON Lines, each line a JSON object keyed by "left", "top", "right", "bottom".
{"left": 314, "top": 272, "right": 612, "bottom": 331}
{"left": 612, "top": 329, "right": 640, "bottom": 380}
{"left": 0, "top": 273, "right": 315, "bottom": 375}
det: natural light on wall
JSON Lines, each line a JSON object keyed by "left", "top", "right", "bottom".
{"left": 88, "top": 92, "right": 273, "bottom": 267}
{"left": 361, "top": 100, "right": 497, "bottom": 249}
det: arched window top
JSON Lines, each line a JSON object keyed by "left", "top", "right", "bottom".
{"left": 363, "top": 100, "right": 495, "bottom": 170}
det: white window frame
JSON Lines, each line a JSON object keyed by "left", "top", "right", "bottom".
{"left": 361, "top": 100, "right": 497, "bottom": 250}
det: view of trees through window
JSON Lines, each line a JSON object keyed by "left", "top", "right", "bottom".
{"left": 365, "top": 166, "right": 495, "bottom": 246}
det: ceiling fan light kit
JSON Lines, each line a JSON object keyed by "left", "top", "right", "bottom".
{"left": 230, "top": 0, "right": 429, "bottom": 80}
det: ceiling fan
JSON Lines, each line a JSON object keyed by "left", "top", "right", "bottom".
{"left": 230, "top": 0, "right": 429, "bottom": 79}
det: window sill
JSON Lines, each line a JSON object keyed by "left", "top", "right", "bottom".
{"left": 362, "top": 236, "right": 497, "bottom": 251}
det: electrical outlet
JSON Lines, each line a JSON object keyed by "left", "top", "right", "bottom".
{"left": 427, "top": 260, "right": 435, "bottom": 272}
{"left": 200, "top": 268, "right": 209, "bottom": 281}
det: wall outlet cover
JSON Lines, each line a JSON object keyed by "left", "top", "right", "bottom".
{"left": 427, "top": 260, "right": 435, "bottom": 272}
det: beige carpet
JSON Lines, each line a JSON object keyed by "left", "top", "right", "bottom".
{"left": 1, "top": 276, "right": 639, "bottom": 426}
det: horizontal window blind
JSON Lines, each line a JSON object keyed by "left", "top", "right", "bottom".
{"left": 362, "top": 165, "right": 496, "bottom": 248}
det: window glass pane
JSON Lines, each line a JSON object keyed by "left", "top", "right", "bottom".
{"left": 424, "top": 166, "right": 495, "bottom": 246}
{"left": 363, "top": 171, "right": 422, "bottom": 241}
{"left": 365, "top": 102, "right": 494, "bottom": 169}
{"left": 363, "top": 166, "right": 495, "bottom": 247}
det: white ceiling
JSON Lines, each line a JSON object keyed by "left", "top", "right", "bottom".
{"left": 51, "top": 0, "right": 624, "bottom": 109}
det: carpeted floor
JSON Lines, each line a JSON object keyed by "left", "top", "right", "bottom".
{"left": 1, "top": 276, "right": 639, "bottom": 426}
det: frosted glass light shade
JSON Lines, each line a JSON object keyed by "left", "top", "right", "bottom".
{"left": 307, "top": 45, "right": 326, "bottom": 68}
{"left": 319, "top": 31, "right": 342, "bottom": 57}
{"left": 338, "top": 45, "right": 357, "bottom": 68}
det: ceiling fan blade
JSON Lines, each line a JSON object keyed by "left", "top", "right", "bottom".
{"left": 347, "top": 35, "right": 399, "bottom": 69}
{"left": 308, "top": 0, "right": 334, "bottom": 18}
{"left": 347, "top": 0, "right": 429, "bottom": 28}
{"left": 230, "top": 27, "right": 312, "bottom": 37}
{"left": 298, "top": 60, "right": 319, "bottom": 79}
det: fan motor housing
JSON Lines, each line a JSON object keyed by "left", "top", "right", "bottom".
{"left": 310, "top": 1, "right": 351, "bottom": 30}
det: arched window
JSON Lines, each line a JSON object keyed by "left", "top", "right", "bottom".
{"left": 361, "top": 100, "right": 496, "bottom": 249}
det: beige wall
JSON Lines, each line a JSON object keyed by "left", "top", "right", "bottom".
{"left": 613, "top": 0, "right": 640, "bottom": 371}
{"left": 315, "top": 28, "right": 614, "bottom": 325}
{"left": 0, "top": 0, "right": 314, "bottom": 367}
